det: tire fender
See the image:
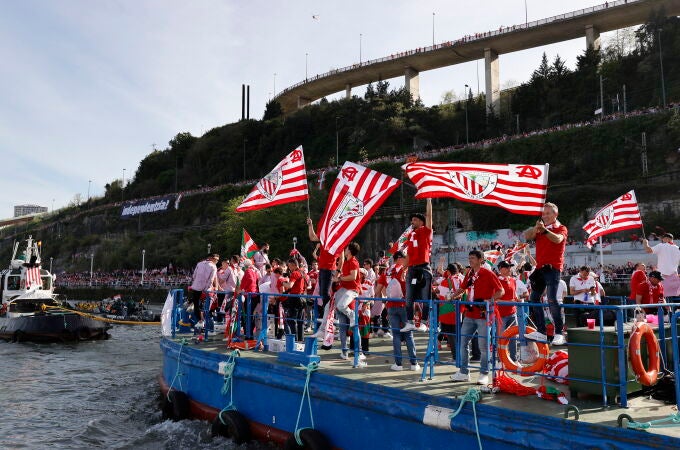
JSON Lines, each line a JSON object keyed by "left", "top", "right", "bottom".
{"left": 211, "top": 410, "right": 251, "bottom": 444}
{"left": 283, "top": 428, "right": 331, "bottom": 450}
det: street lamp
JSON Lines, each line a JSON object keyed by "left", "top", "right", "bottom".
{"left": 207, "top": 243, "right": 212, "bottom": 254}
{"left": 524, "top": 0, "right": 528, "bottom": 26}
{"left": 359, "top": 33, "right": 362, "bottom": 64}
{"left": 89, "top": 253, "right": 94, "bottom": 286}
{"left": 305, "top": 53, "right": 308, "bottom": 81}
{"left": 293, "top": 237, "right": 297, "bottom": 250}
{"left": 432, "top": 12, "right": 435, "bottom": 46}
{"left": 658, "top": 28, "right": 666, "bottom": 108}
{"left": 464, "top": 84, "right": 469, "bottom": 145}
{"left": 49, "top": 257, "right": 53, "bottom": 273}
{"left": 87, "top": 180, "right": 91, "bottom": 202}
{"left": 141, "top": 249, "right": 146, "bottom": 285}
{"left": 122, "top": 168, "right": 126, "bottom": 202}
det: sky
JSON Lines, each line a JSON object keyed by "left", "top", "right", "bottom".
{"left": 0, "top": 0, "right": 620, "bottom": 218}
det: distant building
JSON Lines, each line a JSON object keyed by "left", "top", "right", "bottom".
{"left": 14, "top": 204, "right": 48, "bottom": 217}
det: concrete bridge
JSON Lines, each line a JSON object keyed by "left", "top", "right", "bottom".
{"left": 274, "top": 0, "right": 680, "bottom": 115}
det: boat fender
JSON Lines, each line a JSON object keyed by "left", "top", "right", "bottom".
{"left": 628, "top": 323, "right": 660, "bottom": 387}
{"left": 165, "top": 389, "right": 190, "bottom": 421}
{"left": 210, "top": 410, "right": 251, "bottom": 444}
{"left": 283, "top": 428, "right": 331, "bottom": 450}
{"left": 564, "top": 405, "right": 580, "bottom": 421}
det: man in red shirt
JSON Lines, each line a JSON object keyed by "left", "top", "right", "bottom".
{"left": 238, "top": 259, "right": 261, "bottom": 339}
{"left": 635, "top": 270, "right": 666, "bottom": 313}
{"left": 332, "top": 242, "right": 361, "bottom": 359}
{"left": 306, "top": 217, "right": 338, "bottom": 333}
{"left": 629, "top": 262, "right": 647, "bottom": 301}
{"left": 400, "top": 198, "right": 433, "bottom": 332}
{"left": 449, "top": 250, "right": 504, "bottom": 384}
{"left": 282, "top": 258, "right": 306, "bottom": 341}
{"left": 523, "top": 202, "right": 568, "bottom": 345}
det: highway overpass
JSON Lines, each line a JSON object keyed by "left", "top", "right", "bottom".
{"left": 274, "top": 0, "right": 680, "bottom": 115}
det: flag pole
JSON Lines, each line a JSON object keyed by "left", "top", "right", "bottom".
{"left": 598, "top": 236, "right": 604, "bottom": 273}
{"left": 306, "top": 196, "right": 311, "bottom": 218}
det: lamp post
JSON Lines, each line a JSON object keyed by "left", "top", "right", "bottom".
{"left": 51, "top": 198, "right": 55, "bottom": 212}
{"left": 89, "top": 253, "right": 94, "bottom": 287}
{"left": 49, "top": 257, "right": 53, "bottom": 273}
{"left": 359, "top": 33, "right": 362, "bottom": 64}
{"left": 293, "top": 237, "right": 297, "bottom": 250}
{"left": 524, "top": 0, "right": 528, "bottom": 26}
{"left": 432, "top": 12, "right": 435, "bottom": 46}
{"left": 141, "top": 249, "right": 146, "bottom": 285}
{"left": 207, "top": 243, "right": 212, "bottom": 254}
{"left": 658, "top": 28, "right": 666, "bottom": 108}
{"left": 335, "top": 116, "right": 340, "bottom": 166}
{"left": 305, "top": 53, "right": 308, "bottom": 81}
{"left": 87, "top": 180, "right": 91, "bottom": 202}
{"left": 122, "top": 168, "right": 126, "bottom": 201}
{"left": 464, "top": 84, "right": 469, "bottom": 145}
{"left": 273, "top": 73, "right": 277, "bottom": 96}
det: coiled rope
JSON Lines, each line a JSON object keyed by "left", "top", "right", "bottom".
{"left": 218, "top": 350, "right": 241, "bottom": 420}
{"left": 449, "top": 387, "right": 483, "bottom": 450}
{"left": 294, "top": 361, "right": 320, "bottom": 446}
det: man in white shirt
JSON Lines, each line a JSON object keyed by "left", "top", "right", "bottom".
{"left": 569, "top": 266, "right": 597, "bottom": 304}
{"left": 643, "top": 233, "right": 680, "bottom": 296}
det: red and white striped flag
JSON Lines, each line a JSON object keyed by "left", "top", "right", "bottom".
{"left": 583, "top": 190, "right": 643, "bottom": 248}
{"left": 26, "top": 266, "right": 41, "bottom": 287}
{"left": 483, "top": 250, "right": 502, "bottom": 266}
{"left": 403, "top": 162, "right": 549, "bottom": 215}
{"left": 387, "top": 225, "right": 413, "bottom": 257}
{"left": 235, "top": 146, "right": 309, "bottom": 212}
{"left": 504, "top": 242, "right": 528, "bottom": 262}
{"left": 317, "top": 162, "right": 401, "bottom": 255}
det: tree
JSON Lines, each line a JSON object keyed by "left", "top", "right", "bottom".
{"left": 552, "top": 55, "right": 569, "bottom": 78}
{"left": 263, "top": 100, "right": 283, "bottom": 120}
{"left": 531, "top": 52, "right": 552, "bottom": 81}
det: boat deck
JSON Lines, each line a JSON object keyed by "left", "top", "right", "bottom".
{"left": 170, "top": 331, "right": 680, "bottom": 440}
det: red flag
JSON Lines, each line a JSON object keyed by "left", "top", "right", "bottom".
{"left": 404, "top": 162, "right": 548, "bottom": 215}
{"left": 235, "top": 146, "right": 309, "bottom": 212}
{"left": 504, "top": 242, "right": 528, "bottom": 262}
{"left": 388, "top": 225, "right": 413, "bottom": 256}
{"left": 583, "top": 190, "right": 642, "bottom": 248}
{"left": 241, "top": 229, "right": 259, "bottom": 260}
{"left": 26, "top": 266, "right": 42, "bottom": 287}
{"left": 317, "top": 162, "right": 400, "bottom": 255}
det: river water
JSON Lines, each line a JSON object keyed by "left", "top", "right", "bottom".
{"left": 0, "top": 325, "right": 262, "bottom": 449}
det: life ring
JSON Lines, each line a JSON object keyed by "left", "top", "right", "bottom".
{"left": 283, "top": 428, "right": 331, "bottom": 450}
{"left": 628, "top": 323, "right": 660, "bottom": 386}
{"left": 210, "top": 410, "right": 251, "bottom": 444}
{"left": 497, "top": 325, "right": 549, "bottom": 376}
{"left": 163, "top": 389, "right": 190, "bottom": 421}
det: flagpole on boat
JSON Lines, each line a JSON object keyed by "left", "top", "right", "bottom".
{"left": 598, "top": 236, "right": 604, "bottom": 274}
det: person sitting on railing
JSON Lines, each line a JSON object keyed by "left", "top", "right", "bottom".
{"left": 449, "top": 250, "right": 504, "bottom": 385}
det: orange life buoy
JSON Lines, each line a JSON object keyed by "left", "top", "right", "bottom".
{"left": 497, "top": 325, "right": 549, "bottom": 376}
{"left": 628, "top": 322, "right": 660, "bottom": 386}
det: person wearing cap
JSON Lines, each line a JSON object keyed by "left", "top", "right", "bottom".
{"left": 643, "top": 233, "right": 680, "bottom": 297}
{"left": 400, "top": 198, "right": 433, "bottom": 333}
{"left": 635, "top": 271, "right": 666, "bottom": 312}
{"left": 523, "top": 202, "right": 568, "bottom": 346}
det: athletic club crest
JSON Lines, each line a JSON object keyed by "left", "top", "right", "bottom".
{"left": 257, "top": 170, "right": 283, "bottom": 201}
{"left": 594, "top": 206, "right": 614, "bottom": 230}
{"left": 331, "top": 192, "right": 365, "bottom": 223}
{"left": 449, "top": 171, "right": 498, "bottom": 199}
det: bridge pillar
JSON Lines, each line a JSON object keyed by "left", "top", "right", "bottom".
{"left": 297, "top": 96, "right": 311, "bottom": 109}
{"left": 484, "top": 48, "right": 500, "bottom": 116}
{"left": 404, "top": 67, "right": 420, "bottom": 102}
{"left": 585, "top": 25, "right": 600, "bottom": 51}
{"left": 345, "top": 84, "right": 352, "bottom": 99}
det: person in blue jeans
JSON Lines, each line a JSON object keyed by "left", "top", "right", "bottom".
{"left": 449, "top": 250, "right": 504, "bottom": 385}
{"left": 387, "top": 304, "right": 420, "bottom": 371}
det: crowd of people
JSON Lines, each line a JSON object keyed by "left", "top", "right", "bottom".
{"left": 179, "top": 200, "right": 679, "bottom": 384}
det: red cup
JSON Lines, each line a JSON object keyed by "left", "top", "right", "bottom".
{"left": 586, "top": 318, "right": 596, "bottom": 329}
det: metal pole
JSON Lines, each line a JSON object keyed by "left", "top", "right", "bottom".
{"left": 464, "top": 84, "right": 469, "bottom": 144}
{"left": 49, "top": 257, "right": 53, "bottom": 273}
{"left": 432, "top": 12, "right": 435, "bottom": 46}
{"left": 524, "top": 0, "right": 528, "bottom": 26}
{"left": 87, "top": 180, "right": 91, "bottom": 202}
{"left": 359, "top": 33, "right": 362, "bottom": 63}
{"left": 658, "top": 28, "right": 666, "bottom": 108}
{"left": 273, "top": 73, "right": 276, "bottom": 96}
{"left": 89, "top": 254, "right": 94, "bottom": 286}
{"left": 599, "top": 75, "right": 604, "bottom": 120}
{"left": 122, "top": 169, "right": 126, "bottom": 201}
{"left": 293, "top": 237, "right": 297, "bottom": 250}
{"left": 141, "top": 249, "right": 145, "bottom": 285}
{"left": 305, "top": 53, "right": 308, "bottom": 81}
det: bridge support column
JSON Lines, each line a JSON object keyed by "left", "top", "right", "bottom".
{"left": 297, "top": 96, "right": 311, "bottom": 109}
{"left": 585, "top": 25, "right": 600, "bottom": 51}
{"left": 345, "top": 84, "right": 351, "bottom": 99}
{"left": 404, "top": 67, "right": 420, "bottom": 102}
{"left": 484, "top": 48, "right": 500, "bottom": 116}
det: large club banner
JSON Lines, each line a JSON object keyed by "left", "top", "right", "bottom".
{"left": 120, "top": 194, "right": 182, "bottom": 218}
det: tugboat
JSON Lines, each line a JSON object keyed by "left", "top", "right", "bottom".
{"left": 0, "top": 236, "right": 110, "bottom": 342}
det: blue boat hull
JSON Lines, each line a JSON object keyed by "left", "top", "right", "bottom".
{"left": 159, "top": 337, "right": 678, "bottom": 449}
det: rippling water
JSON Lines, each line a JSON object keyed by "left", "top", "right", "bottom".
{"left": 0, "top": 325, "right": 262, "bottom": 449}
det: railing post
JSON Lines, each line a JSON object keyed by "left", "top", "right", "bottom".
{"left": 671, "top": 311, "right": 680, "bottom": 411}
{"left": 616, "top": 307, "right": 628, "bottom": 407}
{"left": 657, "top": 305, "right": 667, "bottom": 371}
{"left": 598, "top": 307, "right": 608, "bottom": 406}
{"left": 352, "top": 298, "right": 361, "bottom": 368}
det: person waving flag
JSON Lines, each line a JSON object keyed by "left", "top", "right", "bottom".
{"left": 236, "top": 146, "right": 309, "bottom": 212}
{"left": 317, "top": 162, "right": 400, "bottom": 255}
